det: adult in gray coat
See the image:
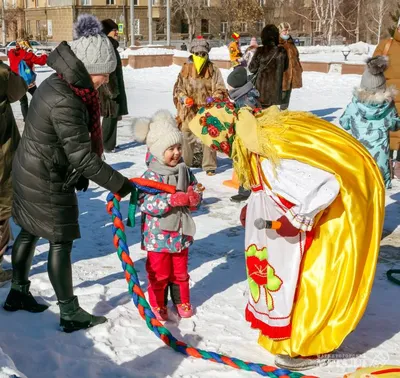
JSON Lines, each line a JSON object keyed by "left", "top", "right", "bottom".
{"left": 0, "top": 61, "right": 27, "bottom": 284}
{"left": 3, "top": 15, "right": 132, "bottom": 333}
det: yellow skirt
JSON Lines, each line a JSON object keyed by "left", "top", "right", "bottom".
{"left": 255, "top": 111, "right": 385, "bottom": 357}
{"left": 189, "top": 104, "right": 385, "bottom": 358}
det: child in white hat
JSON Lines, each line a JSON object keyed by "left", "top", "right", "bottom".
{"left": 132, "top": 110, "right": 202, "bottom": 321}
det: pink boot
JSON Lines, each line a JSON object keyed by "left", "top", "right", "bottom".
{"left": 176, "top": 303, "right": 193, "bottom": 318}
{"left": 151, "top": 306, "right": 169, "bottom": 321}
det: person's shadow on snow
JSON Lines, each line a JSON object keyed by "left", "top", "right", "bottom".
{"left": 0, "top": 288, "right": 206, "bottom": 378}
{"left": 310, "top": 107, "right": 342, "bottom": 123}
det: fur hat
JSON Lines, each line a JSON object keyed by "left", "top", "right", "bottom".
{"left": 132, "top": 110, "right": 183, "bottom": 162}
{"left": 69, "top": 14, "right": 117, "bottom": 75}
{"left": 101, "top": 19, "right": 118, "bottom": 36}
{"left": 227, "top": 66, "right": 248, "bottom": 88}
{"left": 360, "top": 56, "right": 389, "bottom": 92}
{"left": 261, "top": 24, "right": 279, "bottom": 46}
{"left": 190, "top": 36, "right": 210, "bottom": 54}
{"left": 250, "top": 37, "right": 258, "bottom": 47}
{"left": 278, "top": 22, "right": 291, "bottom": 33}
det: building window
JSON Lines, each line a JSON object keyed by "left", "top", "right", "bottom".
{"left": 81, "top": 0, "right": 90, "bottom": 5}
{"left": 201, "top": 19, "right": 209, "bottom": 34}
{"left": 220, "top": 21, "right": 227, "bottom": 34}
{"left": 134, "top": 19, "right": 140, "bottom": 34}
{"left": 47, "top": 20, "right": 53, "bottom": 36}
{"left": 106, "top": 0, "right": 115, "bottom": 4}
{"left": 180, "top": 20, "right": 189, "bottom": 34}
{"left": 256, "top": 20, "right": 264, "bottom": 32}
{"left": 258, "top": 0, "right": 265, "bottom": 5}
{"left": 239, "top": 22, "right": 247, "bottom": 33}
{"left": 203, "top": 0, "right": 211, "bottom": 6}
{"left": 152, "top": 0, "right": 166, "bottom": 4}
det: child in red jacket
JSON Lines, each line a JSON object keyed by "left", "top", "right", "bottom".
{"left": 8, "top": 39, "right": 48, "bottom": 121}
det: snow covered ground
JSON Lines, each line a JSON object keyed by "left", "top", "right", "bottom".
{"left": 1, "top": 64, "right": 399, "bottom": 378}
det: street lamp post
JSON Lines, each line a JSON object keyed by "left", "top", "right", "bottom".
{"left": 166, "top": 0, "right": 170, "bottom": 46}
{"left": 342, "top": 46, "right": 350, "bottom": 61}
{"left": 148, "top": 0, "right": 152, "bottom": 45}
{"left": 130, "top": 0, "right": 134, "bottom": 47}
{"left": 1, "top": 0, "right": 6, "bottom": 47}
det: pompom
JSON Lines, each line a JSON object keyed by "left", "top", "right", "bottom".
{"left": 366, "top": 56, "right": 389, "bottom": 75}
{"left": 132, "top": 117, "right": 151, "bottom": 142}
{"left": 73, "top": 14, "right": 102, "bottom": 39}
{"left": 151, "top": 109, "right": 177, "bottom": 127}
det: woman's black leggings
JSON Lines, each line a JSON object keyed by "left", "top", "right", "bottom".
{"left": 12, "top": 228, "right": 74, "bottom": 301}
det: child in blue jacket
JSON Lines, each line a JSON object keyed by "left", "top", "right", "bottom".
{"left": 340, "top": 56, "right": 400, "bottom": 188}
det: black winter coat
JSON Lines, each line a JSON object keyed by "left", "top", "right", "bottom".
{"left": 0, "top": 61, "right": 27, "bottom": 221}
{"left": 99, "top": 37, "right": 128, "bottom": 118}
{"left": 249, "top": 45, "right": 288, "bottom": 108}
{"left": 12, "top": 42, "right": 127, "bottom": 242}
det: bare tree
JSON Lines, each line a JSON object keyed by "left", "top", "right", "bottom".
{"left": 365, "top": 0, "right": 391, "bottom": 43}
{"left": 219, "top": 0, "right": 263, "bottom": 41}
{"left": 171, "top": 0, "right": 208, "bottom": 42}
{"left": 287, "top": 0, "right": 345, "bottom": 44}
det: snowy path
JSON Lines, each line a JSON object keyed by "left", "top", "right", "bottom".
{"left": 1, "top": 66, "right": 399, "bottom": 378}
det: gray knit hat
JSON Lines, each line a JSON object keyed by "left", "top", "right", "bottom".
{"left": 360, "top": 56, "right": 389, "bottom": 92}
{"left": 190, "top": 36, "right": 210, "bottom": 54}
{"left": 227, "top": 67, "right": 248, "bottom": 88}
{"left": 69, "top": 14, "right": 117, "bottom": 75}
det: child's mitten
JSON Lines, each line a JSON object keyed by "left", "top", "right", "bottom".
{"left": 275, "top": 215, "right": 300, "bottom": 237}
{"left": 240, "top": 205, "right": 247, "bottom": 227}
{"left": 187, "top": 186, "right": 201, "bottom": 207}
{"left": 169, "top": 192, "right": 190, "bottom": 207}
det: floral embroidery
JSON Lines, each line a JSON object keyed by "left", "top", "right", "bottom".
{"left": 245, "top": 244, "right": 283, "bottom": 310}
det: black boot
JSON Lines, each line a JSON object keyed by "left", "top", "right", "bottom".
{"left": 59, "top": 296, "right": 107, "bottom": 333}
{"left": 3, "top": 281, "right": 49, "bottom": 313}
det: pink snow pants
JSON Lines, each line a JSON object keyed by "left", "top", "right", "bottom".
{"left": 146, "top": 249, "right": 190, "bottom": 307}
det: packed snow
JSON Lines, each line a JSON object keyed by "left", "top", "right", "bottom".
{"left": 0, "top": 63, "right": 399, "bottom": 378}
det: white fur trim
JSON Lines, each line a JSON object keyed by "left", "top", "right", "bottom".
{"left": 131, "top": 117, "right": 151, "bottom": 142}
{"left": 353, "top": 86, "right": 398, "bottom": 104}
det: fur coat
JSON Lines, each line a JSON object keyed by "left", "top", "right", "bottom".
{"left": 279, "top": 37, "right": 303, "bottom": 91}
{"left": 173, "top": 58, "right": 227, "bottom": 132}
{"left": 248, "top": 45, "right": 288, "bottom": 108}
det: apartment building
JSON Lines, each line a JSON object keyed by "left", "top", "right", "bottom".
{"left": 2, "top": 0, "right": 312, "bottom": 45}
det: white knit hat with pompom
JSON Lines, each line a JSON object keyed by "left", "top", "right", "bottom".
{"left": 132, "top": 110, "right": 183, "bottom": 162}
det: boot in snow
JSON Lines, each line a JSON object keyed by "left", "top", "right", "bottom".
{"left": 3, "top": 281, "right": 49, "bottom": 313}
{"left": 0, "top": 265, "right": 12, "bottom": 287}
{"left": 274, "top": 354, "right": 328, "bottom": 371}
{"left": 59, "top": 296, "right": 107, "bottom": 333}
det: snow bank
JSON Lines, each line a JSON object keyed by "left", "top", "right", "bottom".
{"left": 298, "top": 42, "right": 376, "bottom": 55}
{"left": 120, "top": 47, "right": 176, "bottom": 58}
{"left": 0, "top": 346, "right": 26, "bottom": 378}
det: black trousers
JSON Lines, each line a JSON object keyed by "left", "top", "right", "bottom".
{"left": 12, "top": 229, "right": 74, "bottom": 301}
{"left": 102, "top": 116, "right": 118, "bottom": 151}
{"left": 20, "top": 86, "right": 37, "bottom": 122}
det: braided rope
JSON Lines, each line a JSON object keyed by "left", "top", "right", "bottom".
{"left": 106, "top": 189, "right": 318, "bottom": 378}
{"left": 387, "top": 269, "right": 400, "bottom": 286}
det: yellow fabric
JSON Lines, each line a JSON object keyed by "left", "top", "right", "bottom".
{"left": 343, "top": 366, "right": 400, "bottom": 377}
{"left": 190, "top": 105, "right": 385, "bottom": 357}
{"left": 192, "top": 55, "right": 207, "bottom": 75}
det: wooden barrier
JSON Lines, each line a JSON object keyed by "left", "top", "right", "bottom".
{"left": 128, "top": 54, "right": 174, "bottom": 69}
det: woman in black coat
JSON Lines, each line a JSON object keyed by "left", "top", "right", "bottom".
{"left": 3, "top": 15, "right": 132, "bottom": 333}
{"left": 249, "top": 25, "right": 288, "bottom": 109}
{"left": 99, "top": 19, "right": 129, "bottom": 152}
